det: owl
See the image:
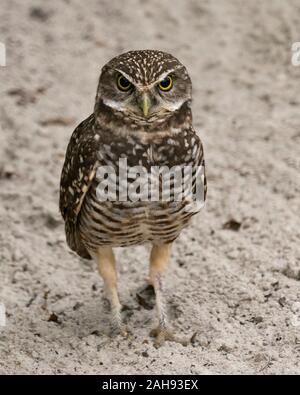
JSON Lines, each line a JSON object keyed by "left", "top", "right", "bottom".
{"left": 59, "top": 50, "right": 207, "bottom": 347}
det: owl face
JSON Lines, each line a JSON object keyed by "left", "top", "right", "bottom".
{"left": 96, "top": 50, "right": 192, "bottom": 123}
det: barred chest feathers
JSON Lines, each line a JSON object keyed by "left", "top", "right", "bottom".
{"left": 78, "top": 127, "right": 205, "bottom": 251}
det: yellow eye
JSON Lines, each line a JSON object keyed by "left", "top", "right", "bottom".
{"left": 117, "top": 74, "right": 132, "bottom": 92}
{"left": 158, "top": 76, "right": 173, "bottom": 91}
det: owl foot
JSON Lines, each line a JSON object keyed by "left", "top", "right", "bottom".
{"left": 150, "top": 326, "right": 189, "bottom": 348}
{"left": 110, "top": 307, "right": 130, "bottom": 338}
{"left": 111, "top": 323, "right": 130, "bottom": 339}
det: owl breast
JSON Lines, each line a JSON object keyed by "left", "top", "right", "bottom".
{"left": 77, "top": 129, "right": 205, "bottom": 252}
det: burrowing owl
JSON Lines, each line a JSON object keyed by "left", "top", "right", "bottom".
{"left": 60, "top": 50, "right": 207, "bottom": 347}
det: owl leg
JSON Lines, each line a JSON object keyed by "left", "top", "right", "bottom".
{"left": 149, "top": 244, "right": 188, "bottom": 348}
{"left": 96, "top": 247, "right": 127, "bottom": 337}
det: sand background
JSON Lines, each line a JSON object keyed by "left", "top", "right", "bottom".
{"left": 1, "top": 0, "right": 300, "bottom": 374}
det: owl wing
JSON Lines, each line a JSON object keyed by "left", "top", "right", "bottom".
{"left": 59, "top": 114, "right": 100, "bottom": 259}
{"left": 194, "top": 131, "right": 207, "bottom": 202}
{"left": 188, "top": 129, "right": 207, "bottom": 210}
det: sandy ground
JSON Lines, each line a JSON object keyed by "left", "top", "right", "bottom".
{"left": 1, "top": 0, "right": 300, "bottom": 375}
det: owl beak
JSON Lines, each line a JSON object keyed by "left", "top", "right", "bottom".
{"left": 139, "top": 92, "right": 151, "bottom": 117}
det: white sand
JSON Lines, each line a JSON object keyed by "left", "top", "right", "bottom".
{"left": 1, "top": 0, "right": 300, "bottom": 374}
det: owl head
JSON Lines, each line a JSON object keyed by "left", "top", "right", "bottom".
{"left": 95, "top": 50, "right": 192, "bottom": 124}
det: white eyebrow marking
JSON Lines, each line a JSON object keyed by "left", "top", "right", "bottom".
{"left": 115, "top": 66, "right": 183, "bottom": 88}
{"left": 114, "top": 69, "right": 135, "bottom": 84}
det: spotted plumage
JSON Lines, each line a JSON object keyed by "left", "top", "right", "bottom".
{"left": 59, "top": 50, "right": 207, "bottom": 346}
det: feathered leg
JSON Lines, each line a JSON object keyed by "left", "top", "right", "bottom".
{"left": 149, "top": 243, "right": 188, "bottom": 347}
{"left": 96, "top": 247, "right": 127, "bottom": 337}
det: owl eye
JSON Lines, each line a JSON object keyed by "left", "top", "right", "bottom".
{"left": 117, "top": 75, "right": 132, "bottom": 92}
{"left": 158, "top": 76, "right": 173, "bottom": 91}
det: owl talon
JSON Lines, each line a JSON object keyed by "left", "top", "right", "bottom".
{"left": 111, "top": 324, "right": 130, "bottom": 339}
{"left": 150, "top": 326, "right": 189, "bottom": 348}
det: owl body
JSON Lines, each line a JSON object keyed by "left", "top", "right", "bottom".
{"left": 77, "top": 120, "right": 203, "bottom": 253}
{"left": 60, "top": 50, "right": 207, "bottom": 345}
{"left": 60, "top": 49, "right": 206, "bottom": 258}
